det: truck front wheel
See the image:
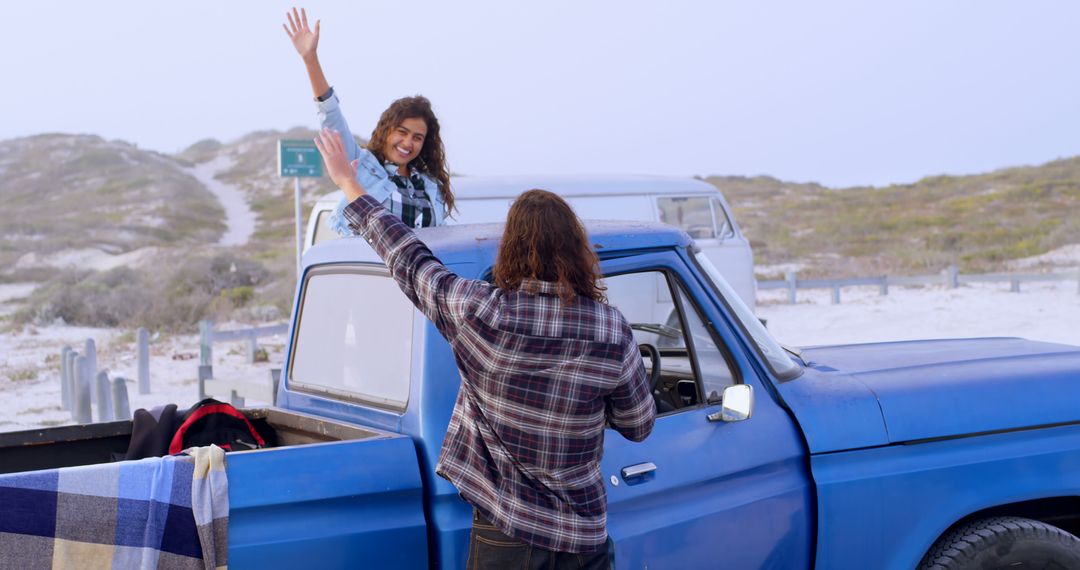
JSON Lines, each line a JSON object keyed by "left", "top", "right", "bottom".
{"left": 919, "top": 516, "right": 1080, "bottom": 569}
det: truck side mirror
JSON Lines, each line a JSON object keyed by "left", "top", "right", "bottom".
{"left": 707, "top": 384, "right": 753, "bottom": 423}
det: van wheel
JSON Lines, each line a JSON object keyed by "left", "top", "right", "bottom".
{"left": 918, "top": 516, "right": 1080, "bottom": 569}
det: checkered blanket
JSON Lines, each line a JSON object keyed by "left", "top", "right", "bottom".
{"left": 0, "top": 445, "right": 229, "bottom": 569}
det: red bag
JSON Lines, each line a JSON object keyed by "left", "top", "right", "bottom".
{"left": 168, "top": 398, "right": 266, "bottom": 454}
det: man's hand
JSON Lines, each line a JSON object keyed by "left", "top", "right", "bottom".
{"left": 314, "top": 128, "right": 365, "bottom": 201}
{"left": 283, "top": 7, "right": 320, "bottom": 61}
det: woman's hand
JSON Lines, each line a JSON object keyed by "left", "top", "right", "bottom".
{"left": 314, "top": 129, "right": 365, "bottom": 201}
{"left": 283, "top": 7, "right": 320, "bottom": 61}
{"left": 284, "top": 7, "right": 331, "bottom": 97}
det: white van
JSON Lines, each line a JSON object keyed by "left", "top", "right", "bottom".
{"left": 304, "top": 175, "right": 756, "bottom": 308}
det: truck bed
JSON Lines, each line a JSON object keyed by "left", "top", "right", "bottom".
{"left": 0, "top": 407, "right": 381, "bottom": 475}
{"left": 0, "top": 408, "right": 431, "bottom": 567}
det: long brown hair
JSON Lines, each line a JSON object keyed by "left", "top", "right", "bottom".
{"left": 367, "top": 95, "right": 455, "bottom": 214}
{"left": 493, "top": 189, "right": 606, "bottom": 305}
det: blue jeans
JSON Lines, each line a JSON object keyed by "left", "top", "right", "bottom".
{"left": 467, "top": 510, "right": 612, "bottom": 570}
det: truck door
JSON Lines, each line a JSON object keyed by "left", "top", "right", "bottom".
{"left": 598, "top": 253, "right": 813, "bottom": 569}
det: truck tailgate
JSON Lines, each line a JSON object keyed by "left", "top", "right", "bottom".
{"left": 228, "top": 434, "right": 428, "bottom": 568}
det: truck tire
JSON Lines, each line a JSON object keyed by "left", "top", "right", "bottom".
{"left": 919, "top": 516, "right": 1080, "bottom": 570}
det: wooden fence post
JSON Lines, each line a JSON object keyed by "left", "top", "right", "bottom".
{"left": 73, "top": 355, "right": 92, "bottom": 424}
{"left": 84, "top": 338, "right": 98, "bottom": 404}
{"left": 65, "top": 350, "right": 79, "bottom": 416}
{"left": 757, "top": 268, "right": 1079, "bottom": 300}
{"left": 112, "top": 377, "right": 131, "bottom": 420}
{"left": 271, "top": 368, "right": 282, "bottom": 406}
{"left": 137, "top": 327, "right": 150, "bottom": 395}
{"left": 199, "top": 320, "right": 214, "bottom": 393}
{"left": 198, "top": 365, "right": 213, "bottom": 401}
{"left": 199, "top": 320, "right": 214, "bottom": 368}
{"left": 60, "top": 346, "right": 72, "bottom": 411}
{"left": 95, "top": 371, "right": 114, "bottom": 422}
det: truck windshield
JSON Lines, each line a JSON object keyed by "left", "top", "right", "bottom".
{"left": 693, "top": 252, "right": 802, "bottom": 379}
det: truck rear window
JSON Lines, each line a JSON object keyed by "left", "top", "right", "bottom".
{"left": 312, "top": 210, "right": 341, "bottom": 246}
{"left": 289, "top": 266, "right": 414, "bottom": 411}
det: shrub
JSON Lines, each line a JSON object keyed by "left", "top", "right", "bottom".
{"left": 224, "top": 286, "right": 255, "bottom": 305}
{"left": 6, "top": 367, "right": 38, "bottom": 382}
{"left": 35, "top": 267, "right": 154, "bottom": 327}
{"left": 20, "top": 254, "right": 272, "bottom": 331}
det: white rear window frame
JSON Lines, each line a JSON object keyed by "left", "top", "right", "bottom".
{"left": 287, "top": 264, "right": 415, "bottom": 412}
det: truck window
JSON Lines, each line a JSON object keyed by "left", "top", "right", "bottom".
{"left": 671, "top": 280, "right": 736, "bottom": 401}
{"left": 657, "top": 196, "right": 718, "bottom": 240}
{"left": 312, "top": 210, "right": 341, "bottom": 246}
{"left": 604, "top": 270, "right": 737, "bottom": 415}
{"left": 289, "top": 266, "right": 414, "bottom": 411}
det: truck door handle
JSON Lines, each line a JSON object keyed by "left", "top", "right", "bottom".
{"left": 621, "top": 462, "right": 657, "bottom": 479}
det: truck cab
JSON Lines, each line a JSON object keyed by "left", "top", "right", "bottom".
{"left": 285, "top": 219, "right": 1080, "bottom": 569}
{"left": 288, "top": 220, "right": 809, "bottom": 568}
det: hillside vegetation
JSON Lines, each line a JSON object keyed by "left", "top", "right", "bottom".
{"left": 2, "top": 129, "right": 1076, "bottom": 329}
{"left": 0, "top": 134, "right": 224, "bottom": 281}
{"left": 1, "top": 130, "right": 342, "bottom": 330}
{"left": 710, "top": 157, "right": 1080, "bottom": 278}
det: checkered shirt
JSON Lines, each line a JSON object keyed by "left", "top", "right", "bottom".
{"left": 386, "top": 171, "right": 435, "bottom": 229}
{"left": 343, "top": 194, "right": 655, "bottom": 554}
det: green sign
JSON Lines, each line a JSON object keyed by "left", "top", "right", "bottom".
{"left": 278, "top": 139, "right": 323, "bottom": 178}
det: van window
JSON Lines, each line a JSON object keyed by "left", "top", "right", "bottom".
{"left": 657, "top": 196, "right": 720, "bottom": 239}
{"left": 710, "top": 198, "right": 735, "bottom": 239}
{"left": 289, "top": 266, "right": 414, "bottom": 411}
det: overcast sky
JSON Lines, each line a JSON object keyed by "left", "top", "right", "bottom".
{"left": 3, "top": 1, "right": 1078, "bottom": 187}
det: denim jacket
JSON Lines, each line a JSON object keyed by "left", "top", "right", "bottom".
{"left": 317, "top": 90, "right": 447, "bottom": 235}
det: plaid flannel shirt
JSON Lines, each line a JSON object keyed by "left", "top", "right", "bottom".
{"left": 343, "top": 194, "right": 655, "bottom": 554}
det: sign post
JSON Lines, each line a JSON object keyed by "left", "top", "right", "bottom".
{"left": 277, "top": 139, "right": 324, "bottom": 279}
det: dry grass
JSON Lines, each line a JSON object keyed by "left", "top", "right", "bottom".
{"left": 710, "top": 157, "right": 1080, "bottom": 278}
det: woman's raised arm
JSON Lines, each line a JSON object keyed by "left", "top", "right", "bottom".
{"left": 283, "top": 7, "right": 330, "bottom": 99}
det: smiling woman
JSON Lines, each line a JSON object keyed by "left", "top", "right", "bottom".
{"left": 282, "top": 7, "right": 455, "bottom": 232}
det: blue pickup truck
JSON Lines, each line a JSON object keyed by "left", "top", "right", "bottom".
{"left": 4, "top": 220, "right": 1080, "bottom": 569}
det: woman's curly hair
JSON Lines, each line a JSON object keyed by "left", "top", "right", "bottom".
{"left": 367, "top": 95, "right": 455, "bottom": 214}
{"left": 493, "top": 189, "right": 606, "bottom": 305}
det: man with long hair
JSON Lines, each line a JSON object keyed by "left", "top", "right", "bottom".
{"left": 315, "top": 128, "right": 655, "bottom": 569}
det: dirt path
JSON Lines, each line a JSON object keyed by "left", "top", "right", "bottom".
{"left": 187, "top": 156, "right": 256, "bottom": 247}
